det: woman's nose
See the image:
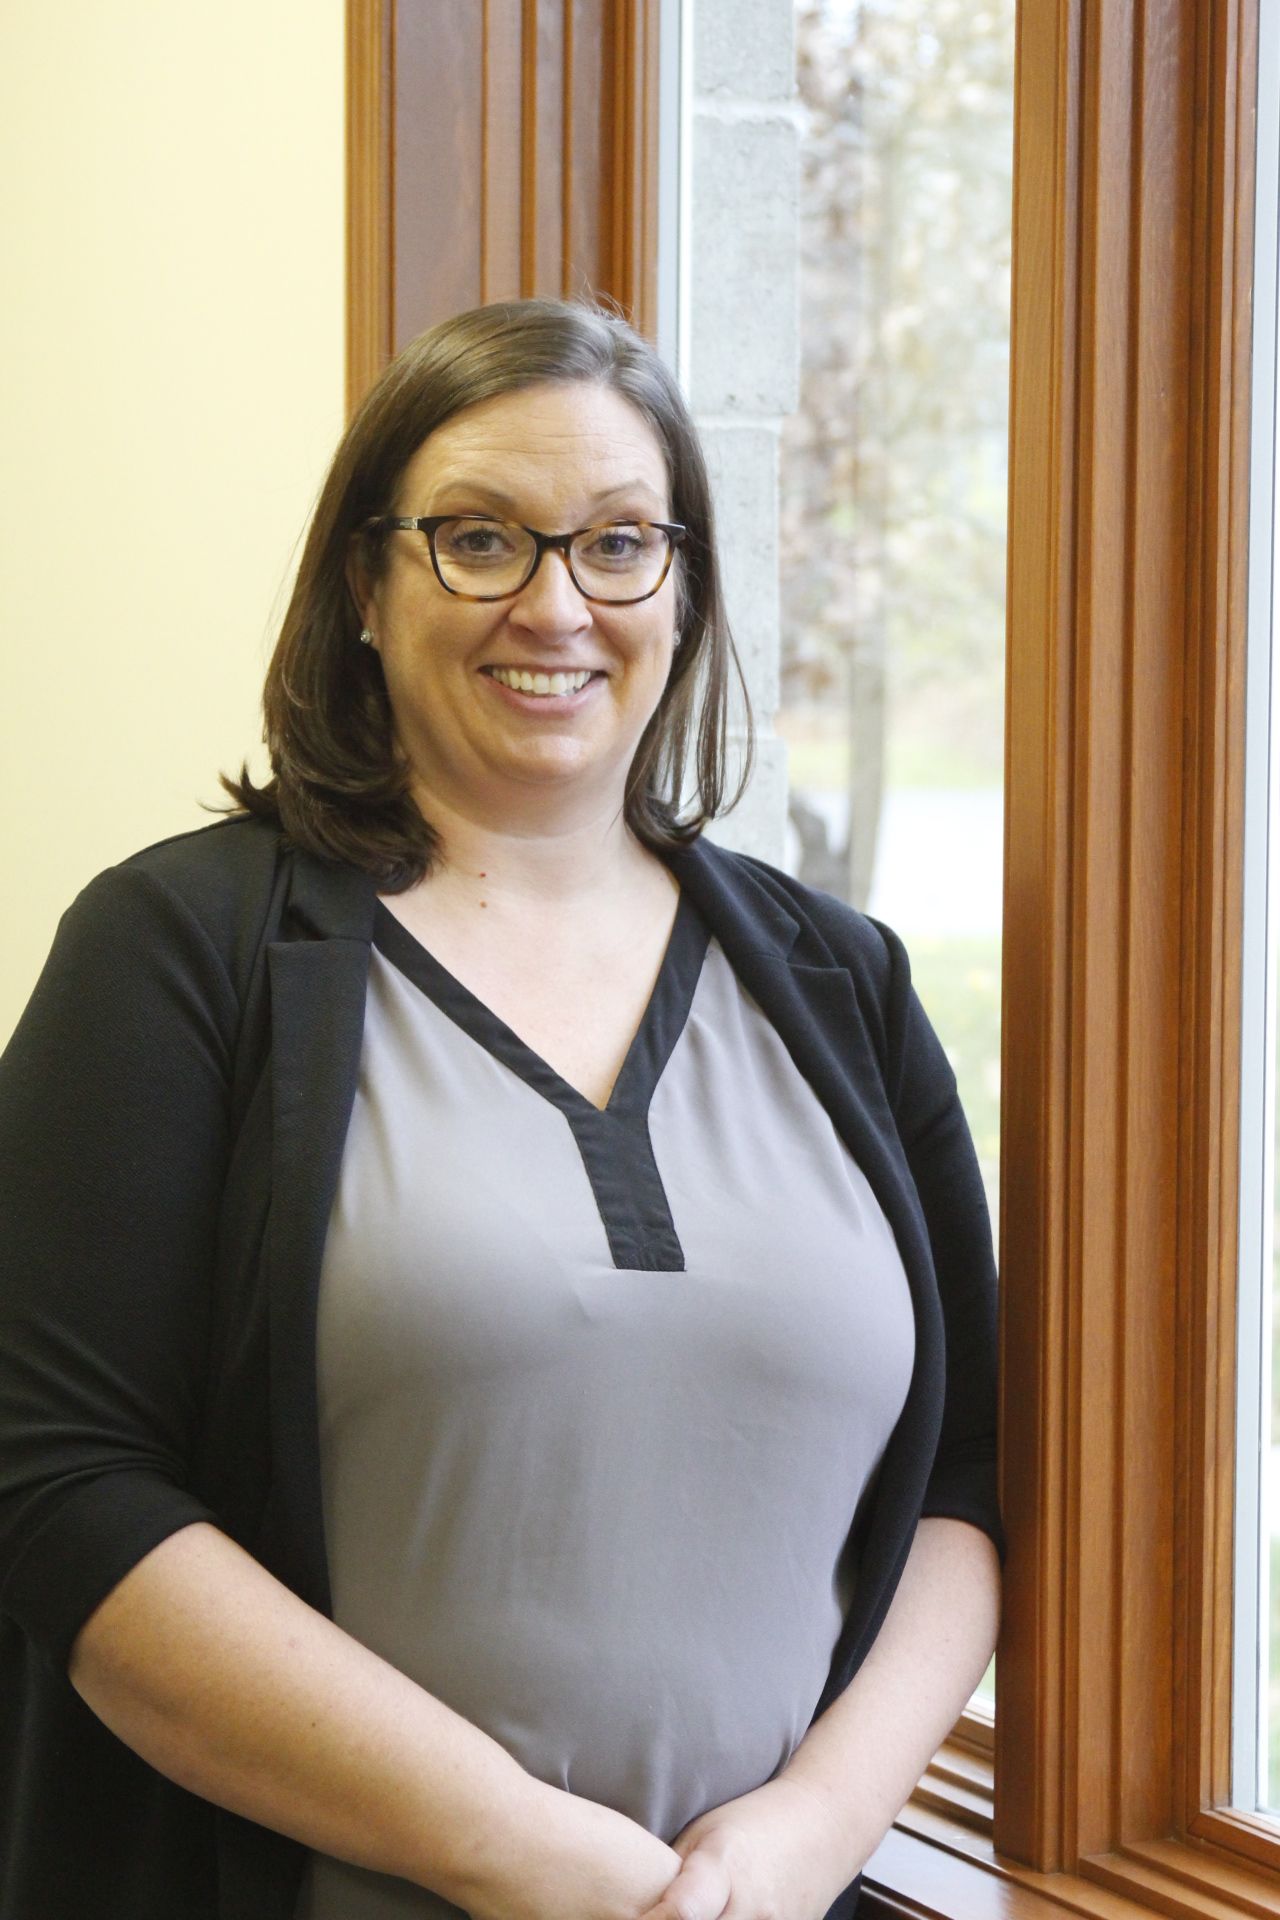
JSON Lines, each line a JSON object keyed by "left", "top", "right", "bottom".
{"left": 508, "top": 547, "right": 592, "bottom": 631}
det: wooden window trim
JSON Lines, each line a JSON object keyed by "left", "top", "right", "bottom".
{"left": 864, "top": 0, "right": 1269, "bottom": 1914}
{"left": 994, "top": 0, "right": 1261, "bottom": 1879}
{"left": 344, "top": 0, "right": 661, "bottom": 415}
{"left": 605, "top": 0, "right": 661, "bottom": 344}
{"left": 345, "top": 0, "right": 393, "bottom": 415}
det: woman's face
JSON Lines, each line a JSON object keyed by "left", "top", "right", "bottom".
{"left": 353, "top": 380, "right": 680, "bottom": 831}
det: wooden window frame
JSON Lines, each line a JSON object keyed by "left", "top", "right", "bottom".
{"left": 862, "top": 1, "right": 1275, "bottom": 1914}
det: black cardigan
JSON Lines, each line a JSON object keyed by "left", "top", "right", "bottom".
{"left": 0, "top": 817, "right": 1003, "bottom": 1920}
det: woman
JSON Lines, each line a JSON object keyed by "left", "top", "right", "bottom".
{"left": 0, "top": 298, "right": 1002, "bottom": 1920}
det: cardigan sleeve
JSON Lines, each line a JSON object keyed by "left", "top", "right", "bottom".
{"left": 873, "top": 914, "right": 1005, "bottom": 1564}
{"left": 0, "top": 865, "right": 237, "bottom": 1670}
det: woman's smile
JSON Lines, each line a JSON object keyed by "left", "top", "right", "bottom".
{"left": 480, "top": 663, "right": 607, "bottom": 708}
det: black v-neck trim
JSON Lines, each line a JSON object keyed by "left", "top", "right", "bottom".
{"left": 370, "top": 888, "right": 711, "bottom": 1272}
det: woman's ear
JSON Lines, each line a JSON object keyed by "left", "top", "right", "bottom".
{"left": 345, "top": 536, "right": 376, "bottom": 637}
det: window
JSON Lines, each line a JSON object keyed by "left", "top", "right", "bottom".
{"left": 779, "top": 0, "right": 1012, "bottom": 1200}
{"left": 866, "top": 1, "right": 1280, "bottom": 1913}
{"left": 779, "top": 0, "right": 1015, "bottom": 1722}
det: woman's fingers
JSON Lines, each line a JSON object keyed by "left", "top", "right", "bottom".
{"left": 637, "top": 1841, "right": 733, "bottom": 1920}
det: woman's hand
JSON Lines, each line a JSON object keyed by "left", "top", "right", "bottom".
{"left": 634, "top": 1776, "right": 855, "bottom": 1920}
{"left": 636, "top": 1519, "right": 1002, "bottom": 1920}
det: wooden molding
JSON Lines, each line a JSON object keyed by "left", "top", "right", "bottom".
{"left": 345, "top": 0, "right": 664, "bottom": 415}
{"left": 915, "top": 1730, "right": 995, "bottom": 1838}
{"left": 345, "top": 0, "right": 393, "bottom": 414}
{"left": 1177, "top": 0, "right": 1256, "bottom": 1843}
{"left": 481, "top": 0, "right": 523, "bottom": 303}
{"left": 996, "top": 0, "right": 1266, "bottom": 1890}
{"left": 604, "top": 0, "right": 661, "bottom": 337}
{"left": 995, "top": 0, "right": 1081, "bottom": 1851}
{"left": 519, "top": 0, "right": 559, "bottom": 295}
{"left": 1187, "top": 1807, "right": 1280, "bottom": 1881}
{"left": 860, "top": 1815, "right": 1280, "bottom": 1920}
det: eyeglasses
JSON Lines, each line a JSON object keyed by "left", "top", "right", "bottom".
{"left": 363, "top": 513, "right": 688, "bottom": 605}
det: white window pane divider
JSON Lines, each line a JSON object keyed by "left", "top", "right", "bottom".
{"left": 1234, "top": 0, "right": 1280, "bottom": 1813}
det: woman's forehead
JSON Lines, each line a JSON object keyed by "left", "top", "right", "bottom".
{"left": 402, "top": 381, "right": 671, "bottom": 505}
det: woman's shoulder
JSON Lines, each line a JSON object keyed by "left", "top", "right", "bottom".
{"left": 69, "top": 815, "right": 379, "bottom": 989}
{"left": 52, "top": 816, "right": 295, "bottom": 1005}
{"left": 79, "top": 813, "right": 286, "bottom": 924}
{"left": 117, "top": 811, "right": 285, "bottom": 888}
{"left": 678, "top": 834, "right": 906, "bottom": 996}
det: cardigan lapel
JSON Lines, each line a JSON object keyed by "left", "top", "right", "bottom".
{"left": 663, "top": 839, "right": 933, "bottom": 1271}
{"left": 257, "top": 854, "right": 378, "bottom": 1613}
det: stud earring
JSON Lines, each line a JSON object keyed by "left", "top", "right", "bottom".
{"left": 359, "top": 627, "right": 375, "bottom": 647}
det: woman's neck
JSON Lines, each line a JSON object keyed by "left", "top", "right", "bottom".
{"left": 400, "top": 781, "right": 668, "bottom": 918}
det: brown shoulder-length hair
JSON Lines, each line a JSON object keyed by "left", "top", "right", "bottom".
{"left": 222, "top": 296, "right": 754, "bottom": 890}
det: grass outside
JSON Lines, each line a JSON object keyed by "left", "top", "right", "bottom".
{"left": 777, "top": 696, "right": 1005, "bottom": 796}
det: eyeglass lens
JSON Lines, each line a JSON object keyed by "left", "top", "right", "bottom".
{"left": 432, "top": 518, "right": 670, "bottom": 601}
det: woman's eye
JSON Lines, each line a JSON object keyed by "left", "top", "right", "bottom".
{"left": 441, "top": 519, "right": 518, "bottom": 558}
{"left": 586, "top": 525, "right": 645, "bottom": 562}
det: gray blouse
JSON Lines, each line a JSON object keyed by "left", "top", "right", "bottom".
{"left": 296, "top": 890, "right": 915, "bottom": 1919}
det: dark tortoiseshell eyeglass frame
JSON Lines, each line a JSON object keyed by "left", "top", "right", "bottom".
{"left": 360, "top": 513, "right": 688, "bottom": 605}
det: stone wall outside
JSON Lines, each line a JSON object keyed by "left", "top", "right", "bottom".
{"left": 688, "top": 0, "right": 798, "bottom": 866}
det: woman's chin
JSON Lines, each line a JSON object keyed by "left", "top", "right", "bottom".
{"left": 410, "top": 749, "right": 625, "bottom": 822}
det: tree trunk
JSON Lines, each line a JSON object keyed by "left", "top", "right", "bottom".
{"left": 845, "top": 630, "right": 886, "bottom": 911}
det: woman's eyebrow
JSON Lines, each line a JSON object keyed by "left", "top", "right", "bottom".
{"left": 425, "top": 479, "right": 667, "bottom": 514}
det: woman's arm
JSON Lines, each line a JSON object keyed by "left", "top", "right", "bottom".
{"left": 638, "top": 1516, "right": 1001, "bottom": 1920}
{"left": 71, "top": 1519, "right": 683, "bottom": 1920}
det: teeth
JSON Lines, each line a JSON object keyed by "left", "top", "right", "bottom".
{"left": 489, "top": 667, "right": 594, "bottom": 696}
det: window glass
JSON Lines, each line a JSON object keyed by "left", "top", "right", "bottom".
{"left": 780, "top": 0, "right": 1015, "bottom": 1709}
{"left": 780, "top": 0, "right": 1012, "bottom": 1236}
{"left": 1266, "top": 42, "right": 1280, "bottom": 1816}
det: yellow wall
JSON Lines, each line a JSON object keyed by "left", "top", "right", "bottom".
{"left": 0, "top": 2, "right": 345, "bottom": 1042}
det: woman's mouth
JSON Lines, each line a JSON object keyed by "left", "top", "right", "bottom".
{"left": 482, "top": 666, "right": 602, "bottom": 700}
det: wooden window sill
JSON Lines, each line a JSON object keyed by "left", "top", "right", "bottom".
{"left": 862, "top": 1801, "right": 1280, "bottom": 1920}
{"left": 861, "top": 1725, "right": 1280, "bottom": 1920}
